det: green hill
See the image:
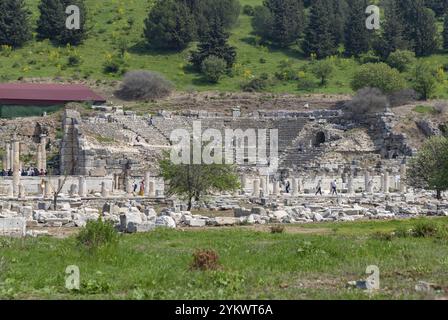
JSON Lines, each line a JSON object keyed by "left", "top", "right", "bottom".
{"left": 1, "top": 0, "right": 448, "bottom": 97}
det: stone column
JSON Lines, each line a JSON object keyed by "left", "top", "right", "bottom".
{"left": 9, "top": 143, "right": 14, "bottom": 171}
{"left": 12, "top": 139, "right": 20, "bottom": 197}
{"left": 380, "top": 173, "right": 385, "bottom": 193}
{"left": 40, "top": 135, "right": 47, "bottom": 172}
{"left": 347, "top": 174, "right": 353, "bottom": 194}
{"left": 273, "top": 181, "right": 280, "bottom": 196}
{"left": 44, "top": 179, "right": 53, "bottom": 198}
{"left": 145, "top": 172, "right": 151, "bottom": 196}
{"left": 261, "top": 176, "right": 269, "bottom": 196}
{"left": 101, "top": 182, "right": 109, "bottom": 197}
{"left": 241, "top": 174, "right": 247, "bottom": 192}
{"left": 384, "top": 171, "right": 390, "bottom": 194}
{"left": 4, "top": 143, "right": 11, "bottom": 170}
{"left": 149, "top": 180, "right": 156, "bottom": 197}
{"left": 18, "top": 183, "right": 26, "bottom": 199}
{"left": 78, "top": 176, "right": 86, "bottom": 197}
{"left": 291, "top": 177, "right": 299, "bottom": 196}
{"left": 125, "top": 176, "right": 132, "bottom": 195}
{"left": 252, "top": 179, "right": 260, "bottom": 197}
{"left": 400, "top": 163, "right": 407, "bottom": 193}
{"left": 36, "top": 147, "right": 42, "bottom": 172}
{"left": 364, "top": 171, "right": 370, "bottom": 192}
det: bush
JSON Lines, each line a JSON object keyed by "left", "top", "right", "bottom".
{"left": 67, "top": 54, "right": 81, "bottom": 67}
{"left": 241, "top": 74, "right": 271, "bottom": 92}
{"left": 201, "top": 56, "right": 227, "bottom": 83}
{"left": 76, "top": 218, "right": 119, "bottom": 249}
{"left": 243, "top": 4, "right": 255, "bottom": 16}
{"left": 297, "top": 73, "right": 317, "bottom": 91}
{"left": 388, "top": 89, "right": 417, "bottom": 107}
{"left": 351, "top": 63, "right": 407, "bottom": 94}
{"left": 346, "top": 87, "right": 390, "bottom": 114}
{"left": 359, "top": 51, "right": 382, "bottom": 64}
{"left": 115, "top": 70, "right": 174, "bottom": 101}
{"left": 191, "top": 249, "right": 220, "bottom": 271}
{"left": 310, "top": 59, "right": 334, "bottom": 86}
{"left": 386, "top": 50, "right": 416, "bottom": 72}
{"left": 270, "top": 225, "right": 285, "bottom": 234}
{"left": 412, "top": 220, "right": 439, "bottom": 238}
{"left": 103, "top": 55, "right": 127, "bottom": 74}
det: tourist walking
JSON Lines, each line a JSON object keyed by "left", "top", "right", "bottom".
{"left": 285, "top": 181, "right": 291, "bottom": 193}
{"left": 331, "top": 180, "right": 338, "bottom": 195}
{"left": 315, "top": 179, "right": 323, "bottom": 196}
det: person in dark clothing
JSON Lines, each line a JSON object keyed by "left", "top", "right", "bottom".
{"left": 315, "top": 179, "right": 323, "bottom": 196}
{"left": 285, "top": 181, "right": 291, "bottom": 193}
{"left": 7, "top": 169, "right": 12, "bottom": 176}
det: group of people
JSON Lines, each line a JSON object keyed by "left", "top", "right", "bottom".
{"left": 283, "top": 179, "right": 338, "bottom": 196}
{"left": 133, "top": 180, "right": 145, "bottom": 196}
{"left": 0, "top": 168, "right": 47, "bottom": 177}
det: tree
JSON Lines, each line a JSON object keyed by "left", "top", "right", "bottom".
{"left": 412, "top": 62, "right": 438, "bottom": 100}
{"left": 351, "top": 63, "right": 408, "bottom": 94}
{"left": 37, "top": 0, "right": 87, "bottom": 45}
{"left": 443, "top": 13, "right": 448, "bottom": 50}
{"left": 143, "top": 0, "right": 196, "bottom": 51}
{"left": 310, "top": 59, "right": 334, "bottom": 85}
{"left": 344, "top": 0, "right": 370, "bottom": 57}
{"left": 0, "top": 0, "right": 31, "bottom": 47}
{"left": 201, "top": 56, "right": 227, "bottom": 83}
{"left": 386, "top": 50, "right": 416, "bottom": 72}
{"left": 413, "top": 7, "right": 438, "bottom": 57}
{"left": 379, "top": 0, "right": 409, "bottom": 58}
{"left": 159, "top": 153, "right": 240, "bottom": 210}
{"left": 253, "top": 0, "right": 305, "bottom": 47}
{"left": 407, "top": 136, "right": 448, "bottom": 199}
{"left": 345, "top": 87, "right": 390, "bottom": 114}
{"left": 302, "top": 0, "right": 337, "bottom": 59}
{"left": 330, "top": 0, "right": 348, "bottom": 45}
{"left": 190, "top": 18, "right": 237, "bottom": 70}
{"left": 115, "top": 70, "right": 174, "bottom": 101}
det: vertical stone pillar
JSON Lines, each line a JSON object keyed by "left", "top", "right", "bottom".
{"left": 145, "top": 172, "right": 151, "bottom": 196}
{"left": 18, "top": 183, "right": 26, "bottom": 199}
{"left": 252, "top": 179, "right": 260, "bottom": 197}
{"left": 40, "top": 135, "right": 47, "bottom": 172}
{"left": 12, "top": 139, "right": 20, "bottom": 197}
{"left": 380, "top": 173, "right": 385, "bottom": 193}
{"left": 44, "top": 179, "right": 53, "bottom": 198}
{"left": 241, "top": 174, "right": 247, "bottom": 192}
{"left": 292, "top": 177, "right": 299, "bottom": 196}
{"left": 4, "top": 143, "right": 11, "bottom": 170}
{"left": 347, "top": 174, "right": 353, "bottom": 194}
{"left": 126, "top": 177, "right": 133, "bottom": 195}
{"left": 36, "top": 147, "right": 42, "bottom": 172}
{"left": 364, "top": 171, "right": 370, "bottom": 192}
{"left": 384, "top": 171, "right": 390, "bottom": 194}
{"left": 9, "top": 143, "right": 14, "bottom": 171}
{"left": 101, "top": 182, "right": 109, "bottom": 197}
{"left": 400, "top": 163, "right": 407, "bottom": 193}
{"left": 261, "top": 176, "right": 269, "bottom": 196}
{"left": 149, "top": 180, "right": 156, "bottom": 197}
{"left": 273, "top": 181, "right": 280, "bottom": 196}
{"left": 78, "top": 176, "right": 87, "bottom": 197}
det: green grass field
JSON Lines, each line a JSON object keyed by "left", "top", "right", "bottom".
{"left": 1, "top": 0, "right": 448, "bottom": 97}
{"left": 1, "top": 217, "right": 448, "bottom": 300}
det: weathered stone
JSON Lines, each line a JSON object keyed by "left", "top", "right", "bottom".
{"left": 155, "top": 216, "right": 176, "bottom": 229}
{"left": 0, "top": 217, "right": 26, "bottom": 237}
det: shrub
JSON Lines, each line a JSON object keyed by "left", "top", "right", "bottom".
{"left": 386, "top": 50, "right": 416, "bottom": 72}
{"left": 310, "top": 59, "right": 334, "bottom": 86}
{"left": 359, "top": 51, "right": 382, "bottom": 64}
{"left": 115, "top": 70, "right": 174, "bottom": 101}
{"left": 297, "top": 74, "right": 317, "bottom": 91}
{"left": 412, "top": 220, "right": 439, "bottom": 238}
{"left": 388, "top": 89, "right": 417, "bottom": 107}
{"left": 243, "top": 4, "right": 255, "bottom": 16}
{"left": 191, "top": 249, "right": 220, "bottom": 271}
{"left": 103, "top": 55, "right": 127, "bottom": 74}
{"left": 76, "top": 218, "right": 119, "bottom": 249}
{"left": 67, "top": 53, "right": 81, "bottom": 67}
{"left": 270, "top": 225, "right": 285, "bottom": 234}
{"left": 394, "top": 226, "right": 412, "bottom": 238}
{"left": 346, "top": 87, "right": 390, "bottom": 114}
{"left": 372, "top": 231, "right": 394, "bottom": 241}
{"left": 241, "top": 74, "right": 271, "bottom": 92}
{"left": 412, "top": 62, "right": 438, "bottom": 100}
{"left": 201, "top": 56, "right": 227, "bottom": 83}
{"left": 351, "top": 63, "right": 407, "bottom": 94}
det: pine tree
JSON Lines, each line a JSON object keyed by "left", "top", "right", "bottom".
{"left": 144, "top": 0, "right": 196, "bottom": 50}
{"left": 413, "top": 7, "right": 438, "bottom": 56}
{"left": 344, "top": 0, "right": 370, "bottom": 57}
{"left": 190, "top": 17, "right": 237, "bottom": 70}
{"left": 37, "top": 0, "right": 87, "bottom": 45}
{"left": 0, "top": 0, "right": 31, "bottom": 47}
{"left": 302, "top": 0, "right": 336, "bottom": 59}
{"left": 330, "top": 0, "right": 348, "bottom": 45}
{"left": 380, "top": 0, "right": 409, "bottom": 58}
{"left": 444, "top": 13, "right": 448, "bottom": 50}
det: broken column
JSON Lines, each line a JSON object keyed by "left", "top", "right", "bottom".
{"left": 12, "top": 138, "right": 20, "bottom": 197}
{"left": 252, "top": 178, "right": 260, "bottom": 197}
{"left": 4, "top": 142, "right": 11, "bottom": 170}
{"left": 145, "top": 172, "right": 151, "bottom": 196}
{"left": 364, "top": 171, "right": 370, "bottom": 192}
{"left": 347, "top": 174, "right": 353, "bottom": 194}
{"left": 149, "top": 180, "right": 156, "bottom": 197}
{"left": 261, "top": 176, "right": 269, "bottom": 196}
{"left": 101, "top": 182, "right": 109, "bottom": 197}
{"left": 291, "top": 178, "right": 299, "bottom": 196}
{"left": 400, "top": 163, "right": 407, "bottom": 193}
{"left": 273, "top": 181, "right": 280, "bottom": 196}
{"left": 241, "top": 174, "right": 247, "bottom": 192}
{"left": 44, "top": 179, "right": 53, "bottom": 198}
{"left": 78, "top": 176, "right": 87, "bottom": 197}
{"left": 383, "top": 171, "right": 390, "bottom": 194}
{"left": 40, "top": 134, "right": 47, "bottom": 172}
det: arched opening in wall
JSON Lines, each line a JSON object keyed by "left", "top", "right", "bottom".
{"left": 314, "top": 132, "right": 326, "bottom": 147}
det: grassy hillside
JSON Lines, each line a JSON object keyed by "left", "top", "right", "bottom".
{"left": 1, "top": 0, "right": 448, "bottom": 97}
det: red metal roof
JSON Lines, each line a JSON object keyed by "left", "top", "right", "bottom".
{"left": 0, "top": 83, "right": 106, "bottom": 105}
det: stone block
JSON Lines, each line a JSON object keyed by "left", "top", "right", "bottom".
{"left": 0, "top": 217, "right": 26, "bottom": 237}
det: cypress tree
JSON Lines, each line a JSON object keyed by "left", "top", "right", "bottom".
{"left": 413, "top": 6, "right": 438, "bottom": 56}
{"left": 302, "top": 0, "right": 336, "bottom": 58}
{"left": 37, "top": 0, "right": 87, "bottom": 45}
{"left": 330, "top": 0, "right": 348, "bottom": 45}
{"left": 190, "top": 17, "right": 237, "bottom": 69}
{"left": 0, "top": 0, "right": 31, "bottom": 47}
{"left": 444, "top": 13, "right": 448, "bottom": 50}
{"left": 380, "top": 0, "right": 409, "bottom": 58}
{"left": 344, "top": 0, "right": 370, "bottom": 57}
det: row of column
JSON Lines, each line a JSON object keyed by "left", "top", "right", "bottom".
{"left": 2, "top": 135, "right": 46, "bottom": 172}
